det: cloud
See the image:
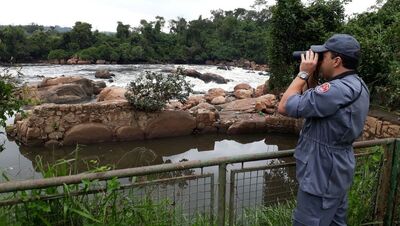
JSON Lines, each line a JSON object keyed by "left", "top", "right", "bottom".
{"left": 0, "top": 0, "right": 377, "bottom": 32}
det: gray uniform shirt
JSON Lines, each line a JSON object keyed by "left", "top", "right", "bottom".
{"left": 286, "top": 71, "right": 370, "bottom": 198}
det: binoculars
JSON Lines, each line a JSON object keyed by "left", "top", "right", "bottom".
{"left": 292, "top": 51, "right": 324, "bottom": 61}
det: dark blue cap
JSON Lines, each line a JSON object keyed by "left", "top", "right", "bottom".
{"left": 310, "top": 34, "right": 360, "bottom": 60}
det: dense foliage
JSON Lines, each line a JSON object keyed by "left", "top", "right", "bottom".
{"left": 125, "top": 69, "right": 193, "bottom": 112}
{"left": 0, "top": 69, "right": 24, "bottom": 127}
{"left": 0, "top": 0, "right": 398, "bottom": 108}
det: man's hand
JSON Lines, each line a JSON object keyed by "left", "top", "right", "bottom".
{"left": 300, "top": 50, "right": 319, "bottom": 75}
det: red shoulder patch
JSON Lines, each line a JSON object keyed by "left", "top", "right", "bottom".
{"left": 316, "top": 83, "right": 331, "bottom": 93}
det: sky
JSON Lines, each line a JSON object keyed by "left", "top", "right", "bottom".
{"left": 0, "top": 0, "right": 378, "bottom": 32}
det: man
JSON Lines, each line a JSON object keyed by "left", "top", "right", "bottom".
{"left": 278, "top": 34, "right": 370, "bottom": 225}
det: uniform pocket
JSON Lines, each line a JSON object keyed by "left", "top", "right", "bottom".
{"left": 325, "top": 150, "right": 356, "bottom": 197}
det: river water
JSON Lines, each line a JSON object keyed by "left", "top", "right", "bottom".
{"left": 0, "top": 64, "right": 298, "bottom": 182}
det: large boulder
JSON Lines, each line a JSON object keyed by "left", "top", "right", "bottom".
{"left": 199, "top": 73, "right": 228, "bottom": 84}
{"left": 43, "top": 84, "right": 92, "bottom": 104}
{"left": 95, "top": 69, "right": 115, "bottom": 79}
{"left": 145, "top": 111, "right": 196, "bottom": 139}
{"left": 234, "top": 89, "right": 253, "bottom": 99}
{"left": 30, "top": 76, "right": 101, "bottom": 104}
{"left": 63, "top": 123, "right": 113, "bottom": 145}
{"left": 115, "top": 126, "right": 145, "bottom": 141}
{"left": 234, "top": 83, "right": 252, "bottom": 91}
{"left": 97, "top": 87, "right": 127, "bottom": 102}
{"left": 34, "top": 76, "right": 101, "bottom": 104}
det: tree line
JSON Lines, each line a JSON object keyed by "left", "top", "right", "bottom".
{"left": 0, "top": 0, "right": 398, "bottom": 108}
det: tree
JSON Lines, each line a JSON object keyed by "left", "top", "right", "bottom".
{"left": 267, "top": 0, "right": 306, "bottom": 91}
{"left": 69, "top": 22, "right": 94, "bottom": 50}
{"left": 116, "top": 21, "right": 130, "bottom": 39}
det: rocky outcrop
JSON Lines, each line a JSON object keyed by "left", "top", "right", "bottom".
{"left": 24, "top": 76, "right": 106, "bottom": 104}
{"left": 7, "top": 81, "right": 399, "bottom": 147}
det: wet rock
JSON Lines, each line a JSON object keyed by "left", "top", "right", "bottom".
{"left": 200, "top": 73, "right": 228, "bottom": 84}
{"left": 95, "top": 69, "right": 115, "bottom": 79}
{"left": 63, "top": 123, "right": 113, "bottom": 145}
{"left": 145, "top": 111, "right": 196, "bottom": 139}
{"left": 93, "top": 81, "right": 106, "bottom": 95}
{"left": 115, "top": 126, "right": 145, "bottom": 141}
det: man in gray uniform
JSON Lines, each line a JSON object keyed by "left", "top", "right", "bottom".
{"left": 278, "top": 34, "right": 370, "bottom": 225}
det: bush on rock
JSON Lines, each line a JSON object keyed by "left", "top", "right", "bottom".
{"left": 125, "top": 69, "right": 193, "bottom": 112}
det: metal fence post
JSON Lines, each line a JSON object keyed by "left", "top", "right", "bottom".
{"left": 218, "top": 163, "right": 227, "bottom": 226}
{"left": 375, "top": 143, "right": 395, "bottom": 221}
{"left": 384, "top": 139, "right": 400, "bottom": 226}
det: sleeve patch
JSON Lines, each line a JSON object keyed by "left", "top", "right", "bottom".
{"left": 316, "top": 82, "right": 331, "bottom": 93}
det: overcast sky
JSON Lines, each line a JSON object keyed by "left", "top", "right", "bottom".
{"left": 1, "top": 0, "right": 378, "bottom": 32}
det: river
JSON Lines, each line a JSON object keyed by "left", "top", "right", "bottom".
{"left": 0, "top": 64, "right": 298, "bottom": 182}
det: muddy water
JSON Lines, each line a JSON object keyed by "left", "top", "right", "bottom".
{"left": 0, "top": 129, "right": 298, "bottom": 182}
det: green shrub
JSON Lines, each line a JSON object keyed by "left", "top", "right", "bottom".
{"left": 125, "top": 69, "right": 193, "bottom": 112}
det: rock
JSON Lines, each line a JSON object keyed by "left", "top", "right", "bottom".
{"left": 221, "top": 98, "right": 257, "bottom": 112}
{"left": 95, "top": 69, "right": 115, "bottom": 79}
{"left": 217, "top": 65, "right": 231, "bottom": 70}
{"left": 31, "top": 76, "right": 100, "bottom": 104}
{"left": 234, "top": 89, "right": 253, "bottom": 99}
{"left": 96, "top": 60, "right": 106, "bottom": 64}
{"left": 257, "top": 94, "right": 277, "bottom": 108}
{"left": 97, "top": 87, "right": 126, "bottom": 102}
{"left": 45, "top": 140, "right": 62, "bottom": 148}
{"left": 93, "top": 81, "right": 106, "bottom": 95}
{"left": 108, "top": 79, "right": 114, "bottom": 83}
{"left": 182, "top": 95, "right": 206, "bottom": 110}
{"left": 211, "top": 96, "right": 226, "bottom": 105}
{"left": 255, "top": 84, "right": 267, "bottom": 97}
{"left": 63, "top": 123, "right": 113, "bottom": 145}
{"left": 166, "top": 100, "right": 184, "bottom": 110}
{"left": 234, "top": 83, "right": 252, "bottom": 91}
{"left": 227, "top": 116, "right": 267, "bottom": 134}
{"left": 42, "top": 83, "right": 92, "bottom": 104}
{"left": 145, "top": 111, "right": 196, "bottom": 139}
{"left": 183, "top": 69, "right": 202, "bottom": 78}
{"left": 39, "top": 76, "right": 87, "bottom": 88}
{"left": 205, "top": 88, "right": 226, "bottom": 102}
{"left": 189, "top": 102, "right": 217, "bottom": 113}
{"left": 115, "top": 126, "right": 145, "bottom": 141}
{"left": 200, "top": 73, "right": 228, "bottom": 84}
{"left": 67, "top": 57, "right": 78, "bottom": 64}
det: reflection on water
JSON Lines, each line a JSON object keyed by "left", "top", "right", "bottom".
{"left": 0, "top": 132, "right": 298, "bottom": 181}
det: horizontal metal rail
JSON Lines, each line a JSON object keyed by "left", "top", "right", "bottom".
{"left": 0, "top": 138, "right": 395, "bottom": 193}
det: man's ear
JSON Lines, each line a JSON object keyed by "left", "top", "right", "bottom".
{"left": 333, "top": 57, "right": 342, "bottom": 68}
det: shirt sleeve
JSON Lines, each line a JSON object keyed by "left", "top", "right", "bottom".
{"left": 285, "top": 82, "right": 352, "bottom": 118}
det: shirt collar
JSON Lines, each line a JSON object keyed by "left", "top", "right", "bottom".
{"left": 329, "top": 70, "right": 357, "bottom": 81}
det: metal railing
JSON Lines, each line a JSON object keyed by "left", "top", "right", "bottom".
{"left": 0, "top": 138, "right": 399, "bottom": 225}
